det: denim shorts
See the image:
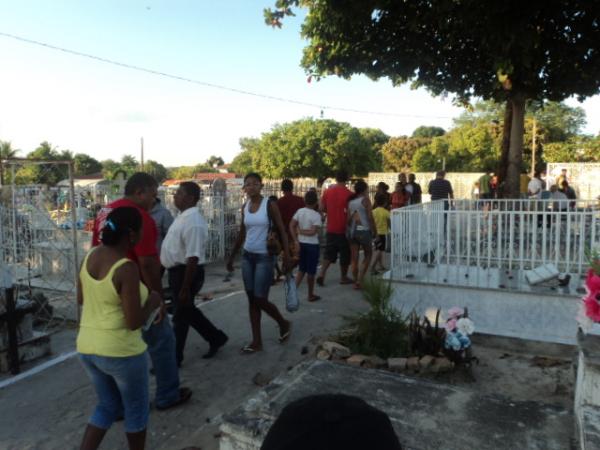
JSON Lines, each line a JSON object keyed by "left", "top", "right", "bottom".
{"left": 79, "top": 352, "right": 149, "bottom": 433}
{"left": 298, "top": 243, "right": 320, "bottom": 275}
{"left": 242, "top": 251, "right": 274, "bottom": 299}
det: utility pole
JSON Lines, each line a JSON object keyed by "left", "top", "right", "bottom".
{"left": 530, "top": 118, "right": 537, "bottom": 178}
{"left": 140, "top": 137, "right": 145, "bottom": 172}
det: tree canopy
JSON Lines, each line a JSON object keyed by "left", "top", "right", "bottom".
{"left": 266, "top": 1, "right": 600, "bottom": 196}
{"left": 231, "top": 118, "right": 385, "bottom": 179}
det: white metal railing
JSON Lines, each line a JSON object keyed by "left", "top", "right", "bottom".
{"left": 391, "top": 199, "right": 600, "bottom": 288}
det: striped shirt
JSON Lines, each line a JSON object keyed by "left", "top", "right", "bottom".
{"left": 428, "top": 179, "right": 454, "bottom": 201}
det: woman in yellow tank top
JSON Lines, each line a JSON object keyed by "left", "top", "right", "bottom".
{"left": 77, "top": 207, "right": 161, "bottom": 450}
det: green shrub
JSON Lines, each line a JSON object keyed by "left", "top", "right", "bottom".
{"left": 338, "top": 276, "right": 410, "bottom": 359}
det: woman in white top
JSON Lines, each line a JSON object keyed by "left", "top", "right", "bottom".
{"left": 227, "top": 173, "right": 292, "bottom": 353}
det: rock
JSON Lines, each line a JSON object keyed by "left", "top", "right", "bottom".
{"left": 407, "top": 356, "right": 420, "bottom": 372}
{"left": 432, "top": 357, "right": 454, "bottom": 373}
{"left": 322, "top": 341, "right": 351, "bottom": 359}
{"left": 387, "top": 357, "right": 407, "bottom": 372}
{"left": 316, "top": 350, "right": 331, "bottom": 361}
{"left": 346, "top": 354, "right": 369, "bottom": 367}
{"left": 363, "top": 355, "right": 387, "bottom": 369}
{"left": 419, "top": 355, "right": 435, "bottom": 372}
{"left": 252, "top": 372, "right": 272, "bottom": 387}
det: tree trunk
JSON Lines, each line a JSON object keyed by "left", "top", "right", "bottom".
{"left": 497, "top": 100, "right": 512, "bottom": 198}
{"left": 505, "top": 94, "right": 526, "bottom": 199}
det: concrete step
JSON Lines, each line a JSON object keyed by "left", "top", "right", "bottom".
{"left": 220, "top": 360, "right": 573, "bottom": 450}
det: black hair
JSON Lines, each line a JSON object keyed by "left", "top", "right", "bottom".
{"left": 281, "top": 179, "right": 293, "bottom": 192}
{"left": 100, "top": 207, "right": 142, "bottom": 246}
{"left": 124, "top": 172, "right": 158, "bottom": 196}
{"left": 304, "top": 190, "right": 318, "bottom": 206}
{"left": 335, "top": 170, "right": 349, "bottom": 183}
{"left": 180, "top": 181, "right": 201, "bottom": 203}
{"left": 374, "top": 193, "right": 386, "bottom": 207}
{"left": 350, "top": 179, "right": 368, "bottom": 201}
{"left": 268, "top": 195, "right": 278, "bottom": 202}
{"left": 408, "top": 173, "right": 416, "bottom": 182}
{"left": 244, "top": 172, "right": 262, "bottom": 183}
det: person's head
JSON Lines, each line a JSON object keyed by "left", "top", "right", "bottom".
{"left": 353, "top": 179, "right": 368, "bottom": 197}
{"left": 408, "top": 173, "right": 416, "bottom": 183}
{"left": 541, "top": 169, "right": 547, "bottom": 177}
{"left": 562, "top": 168, "right": 567, "bottom": 175}
{"left": 268, "top": 195, "right": 278, "bottom": 203}
{"left": 281, "top": 179, "right": 294, "bottom": 193}
{"left": 260, "top": 394, "right": 403, "bottom": 450}
{"left": 394, "top": 182, "right": 403, "bottom": 192}
{"left": 550, "top": 184, "right": 558, "bottom": 193}
{"left": 335, "top": 170, "right": 349, "bottom": 183}
{"left": 304, "top": 190, "right": 318, "bottom": 208}
{"left": 174, "top": 181, "right": 201, "bottom": 211}
{"left": 376, "top": 182, "right": 386, "bottom": 193}
{"left": 124, "top": 172, "right": 159, "bottom": 211}
{"left": 398, "top": 173, "right": 407, "bottom": 183}
{"left": 436, "top": 170, "right": 446, "bottom": 179}
{"left": 243, "top": 172, "right": 263, "bottom": 197}
{"left": 534, "top": 170, "right": 541, "bottom": 179}
{"left": 100, "top": 207, "right": 142, "bottom": 248}
{"left": 561, "top": 180, "right": 570, "bottom": 189}
{"left": 374, "top": 193, "right": 386, "bottom": 208}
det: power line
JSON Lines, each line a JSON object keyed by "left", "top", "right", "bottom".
{"left": 0, "top": 30, "right": 456, "bottom": 120}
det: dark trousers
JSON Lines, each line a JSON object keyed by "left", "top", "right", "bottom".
{"left": 168, "top": 264, "right": 224, "bottom": 364}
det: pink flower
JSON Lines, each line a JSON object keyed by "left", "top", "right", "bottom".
{"left": 583, "top": 292, "right": 600, "bottom": 322}
{"left": 587, "top": 269, "right": 600, "bottom": 294}
{"left": 447, "top": 307, "right": 464, "bottom": 319}
{"left": 445, "top": 319, "right": 457, "bottom": 332}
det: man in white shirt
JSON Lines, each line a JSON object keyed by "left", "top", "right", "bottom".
{"left": 161, "top": 182, "right": 228, "bottom": 366}
{"left": 528, "top": 170, "right": 544, "bottom": 199}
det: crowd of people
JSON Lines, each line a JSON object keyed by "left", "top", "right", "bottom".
{"left": 74, "top": 169, "right": 452, "bottom": 449}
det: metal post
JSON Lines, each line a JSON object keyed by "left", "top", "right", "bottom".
{"left": 5, "top": 286, "right": 20, "bottom": 374}
{"left": 11, "top": 164, "right": 17, "bottom": 269}
{"left": 68, "top": 162, "right": 80, "bottom": 322}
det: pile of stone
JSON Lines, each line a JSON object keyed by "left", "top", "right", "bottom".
{"left": 316, "top": 341, "right": 454, "bottom": 375}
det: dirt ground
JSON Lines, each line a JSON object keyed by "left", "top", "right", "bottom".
{"left": 0, "top": 261, "right": 577, "bottom": 449}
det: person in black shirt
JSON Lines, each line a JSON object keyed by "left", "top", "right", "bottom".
{"left": 406, "top": 173, "right": 422, "bottom": 204}
{"left": 428, "top": 171, "right": 454, "bottom": 201}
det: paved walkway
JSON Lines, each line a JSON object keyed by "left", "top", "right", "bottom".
{"left": 0, "top": 261, "right": 369, "bottom": 450}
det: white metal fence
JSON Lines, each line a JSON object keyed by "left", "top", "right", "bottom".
{"left": 391, "top": 199, "right": 600, "bottom": 289}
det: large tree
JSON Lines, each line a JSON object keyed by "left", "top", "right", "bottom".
{"left": 74, "top": 153, "right": 102, "bottom": 175}
{"left": 381, "top": 136, "right": 430, "bottom": 172}
{"left": 144, "top": 160, "right": 168, "bottom": 182}
{"left": 266, "top": 1, "right": 600, "bottom": 197}
{"left": 233, "top": 118, "right": 383, "bottom": 179}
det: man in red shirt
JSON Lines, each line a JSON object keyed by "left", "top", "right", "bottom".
{"left": 92, "top": 172, "right": 191, "bottom": 410}
{"left": 277, "top": 179, "right": 305, "bottom": 240}
{"left": 317, "top": 170, "right": 353, "bottom": 286}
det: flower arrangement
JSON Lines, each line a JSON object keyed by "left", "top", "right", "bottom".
{"left": 444, "top": 307, "right": 475, "bottom": 352}
{"left": 577, "top": 248, "right": 600, "bottom": 333}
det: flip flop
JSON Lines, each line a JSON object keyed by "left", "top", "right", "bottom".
{"left": 308, "top": 295, "right": 321, "bottom": 302}
{"left": 240, "top": 345, "right": 261, "bottom": 354}
{"left": 353, "top": 283, "right": 362, "bottom": 290}
{"left": 279, "top": 322, "right": 292, "bottom": 343}
{"left": 340, "top": 278, "right": 354, "bottom": 285}
{"left": 156, "top": 387, "right": 193, "bottom": 411}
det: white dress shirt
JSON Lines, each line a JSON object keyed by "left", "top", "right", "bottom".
{"left": 160, "top": 207, "right": 208, "bottom": 268}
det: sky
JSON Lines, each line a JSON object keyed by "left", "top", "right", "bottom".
{"left": 0, "top": 1, "right": 599, "bottom": 167}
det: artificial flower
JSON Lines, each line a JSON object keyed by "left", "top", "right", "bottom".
{"left": 447, "top": 307, "right": 464, "bottom": 319}
{"left": 456, "top": 318, "right": 475, "bottom": 336}
{"left": 445, "top": 318, "right": 457, "bottom": 332}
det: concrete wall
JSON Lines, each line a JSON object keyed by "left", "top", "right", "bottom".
{"left": 389, "top": 279, "right": 580, "bottom": 345}
{"left": 368, "top": 172, "right": 485, "bottom": 200}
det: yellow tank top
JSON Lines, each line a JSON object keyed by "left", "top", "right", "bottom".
{"left": 76, "top": 249, "right": 149, "bottom": 357}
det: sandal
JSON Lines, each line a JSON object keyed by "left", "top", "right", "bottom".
{"left": 279, "top": 321, "right": 292, "bottom": 343}
{"left": 240, "top": 345, "right": 261, "bottom": 354}
{"left": 353, "top": 283, "right": 361, "bottom": 290}
{"left": 340, "top": 278, "right": 354, "bottom": 285}
{"left": 156, "top": 387, "right": 193, "bottom": 411}
{"left": 308, "top": 295, "right": 321, "bottom": 302}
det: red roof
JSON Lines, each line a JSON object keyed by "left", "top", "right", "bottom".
{"left": 193, "top": 172, "right": 237, "bottom": 181}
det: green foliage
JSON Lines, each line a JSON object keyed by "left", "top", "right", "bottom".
{"left": 15, "top": 142, "right": 71, "bottom": 185}
{"left": 382, "top": 137, "right": 430, "bottom": 172}
{"left": 234, "top": 118, "right": 384, "bottom": 179}
{"left": 338, "top": 277, "right": 410, "bottom": 359}
{"left": 206, "top": 155, "right": 225, "bottom": 168}
{"left": 266, "top": 1, "right": 600, "bottom": 196}
{"left": 543, "top": 136, "right": 600, "bottom": 163}
{"left": 144, "top": 160, "right": 168, "bottom": 182}
{"left": 74, "top": 153, "right": 102, "bottom": 175}
{"left": 412, "top": 126, "right": 445, "bottom": 139}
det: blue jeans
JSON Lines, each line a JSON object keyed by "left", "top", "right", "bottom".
{"left": 142, "top": 318, "right": 180, "bottom": 408}
{"left": 242, "top": 251, "right": 273, "bottom": 299}
{"left": 79, "top": 352, "right": 149, "bottom": 433}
